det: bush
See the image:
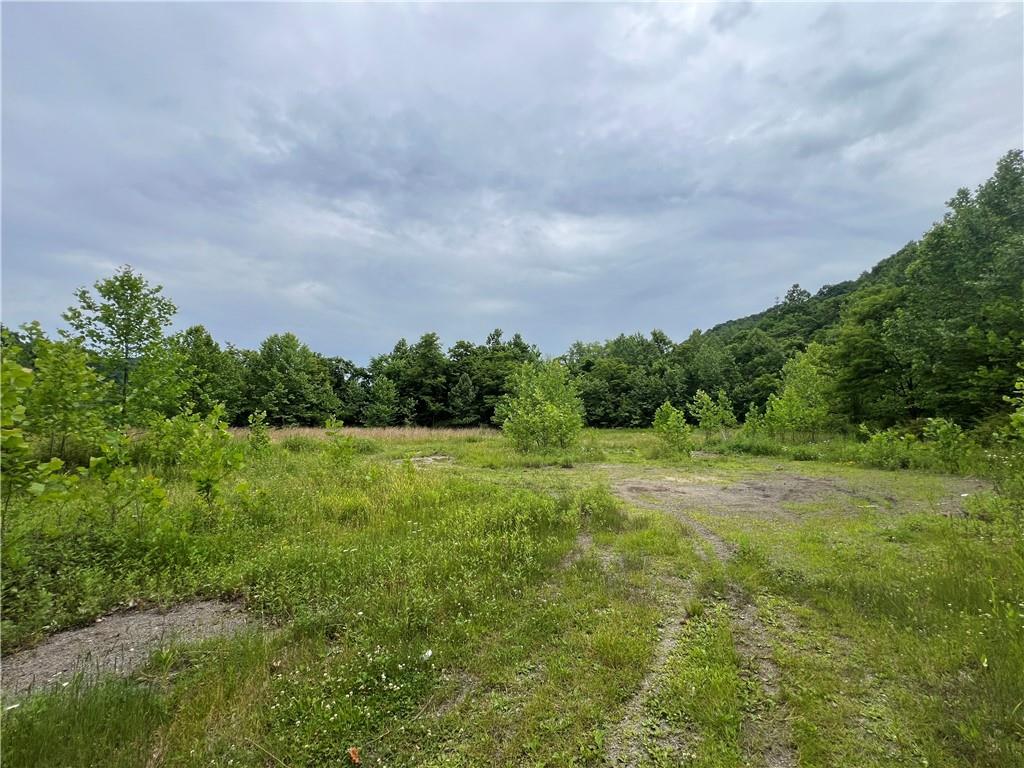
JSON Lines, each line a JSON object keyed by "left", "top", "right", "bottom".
{"left": 653, "top": 401, "right": 693, "bottom": 455}
{"left": 859, "top": 426, "right": 919, "bottom": 470}
{"left": 281, "top": 436, "right": 321, "bottom": 453}
{"left": 922, "top": 417, "right": 973, "bottom": 473}
{"left": 247, "top": 410, "right": 271, "bottom": 453}
{"left": 496, "top": 362, "right": 584, "bottom": 453}
{"left": 180, "top": 406, "right": 244, "bottom": 504}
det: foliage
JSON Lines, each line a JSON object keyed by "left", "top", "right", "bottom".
{"left": 496, "top": 361, "right": 584, "bottom": 453}
{"left": 448, "top": 372, "right": 478, "bottom": 426}
{"left": 0, "top": 357, "right": 66, "bottom": 516}
{"left": 652, "top": 401, "right": 694, "bottom": 454}
{"left": 24, "top": 336, "right": 110, "bottom": 462}
{"left": 921, "top": 417, "right": 973, "bottom": 473}
{"left": 763, "top": 344, "right": 834, "bottom": 438}
{"left": 177, "top": 325, "right": 248, "bottom": 423}
{"left": 364, "top": 376, "right": 399, "bottom": 427}
{"left": 179, "top": 406, "right": 245, "bottom": 504}
{"left": 858, "top": 426, "right": 919, "bottom": 470}
{"left": 247, "top": 410, "right": 271, "bottom": 453}
{"left": 246, "top": 333, "right": 339, "bottom": 426}
{"left": 61, "top": 266, "right": 178, "bottom": 425}
{"left": 687, "top": 389, "right": 737, "bottom": 431}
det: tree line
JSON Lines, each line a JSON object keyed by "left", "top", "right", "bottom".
{"left": 2, "top": 149, "right": 1021, "bottom": 443}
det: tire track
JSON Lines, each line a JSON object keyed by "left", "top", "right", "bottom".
{"left": 610, "top": 476, "right": 799, "bottom": 768}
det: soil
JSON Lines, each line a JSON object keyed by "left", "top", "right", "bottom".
{"left": 2, "top": 600, "right": 250, "bottom": 698}
{"left": 612, "top": 472, "right": 878, "bottom": 522}
{"left": 609, "top": 470, "right": 802, "bottom": 767}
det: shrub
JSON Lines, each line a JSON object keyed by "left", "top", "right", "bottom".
{"left": 922, "top": 417, "right": 973, "bottom": 473}
{"left": 575, "top": 485, "right": 627, "bottom": 532}
{"left": 281, "top": 435, "right": 321, "bottom": 453}
{"left": 324, "top": 418, "right": 358, "bottom": 464}
{"left": 247, "top": 410, "right": 271, "bottom": 453}
{"left": 763, "top": 344, "right": 834, "bottom": 439}
{"left": 180, "top": 406, "right": 245, "bottom": 504}
{"left": 1, "top": 357, "right": 67, "bottom": 517}
{"left": 653, "top": 401, "right": 693, "bottom": 455}
{"left": 496, "top": 362, "right": 584, "bottom": 453}
{"left": 859, "top": 426, "right": 918, "bottom": 470}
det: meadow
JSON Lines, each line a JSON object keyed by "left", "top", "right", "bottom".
{"left": 2, "top": 426, "right": 1021, "bottom": 768}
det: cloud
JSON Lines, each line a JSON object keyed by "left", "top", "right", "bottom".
{"left": 2, "top": 2, "right": 1021, "bottom": 361}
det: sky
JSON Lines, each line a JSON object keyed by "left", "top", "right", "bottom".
{"left": 2, "top": 2, "right": 1021, "bottom": 362}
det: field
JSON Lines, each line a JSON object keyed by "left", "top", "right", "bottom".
{"left": 2, "top": 427, "right": 1021, "bottom": 768}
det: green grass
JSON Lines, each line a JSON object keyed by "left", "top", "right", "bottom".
{"left": 2, "top": 428, "right": 1022, "bottom": 767}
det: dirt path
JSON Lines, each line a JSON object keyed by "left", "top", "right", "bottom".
{"left": 609, "top": 472, "right": 801, "bottom": 768}
{"left": 1, "top": 600, "right": 249, "bottom": 698}
{"left": 603, "top": 573, "right": 694, "bottom": 766}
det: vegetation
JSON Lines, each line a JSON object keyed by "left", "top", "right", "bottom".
{"left": 0, "top": 151, "right": 1021, "bottom": 767}
{"left": 495, "top": 361, "right": 584, "bottom": 453}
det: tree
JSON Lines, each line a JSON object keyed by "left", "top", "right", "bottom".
{"left": 764, "top": 344, "right": 835, "bottom": 438}
{"left": 365, "top": 376, "right": 399, "bottom": 427}
{"left": 407, "top": 332, "right": 449, "bottom": 425}
{"left": 62, "top": 266, "right": 178, "bottom": 424}
{"left": 687, "top": 389, "right": 736, "bottom": 431}
{"left": 653, "top": 401, "right": 693, "bottom": 454}
{"left": 496, "top": 361, "right": 584, "bottom": 452}
{"left": 448, "top": 373, "right": 478, "bottom": 426}
{"left": 25, "top": 337, "right": 110, "bottom": 461}
{"left": 247, "top": 333, "right": 338, "bottom": 426}
{"left": 178, "top": 325, "right": 247, "bottom": 422}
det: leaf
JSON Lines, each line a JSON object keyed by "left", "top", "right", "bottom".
{"left": 347, "top": 746, "right": 362, "bottom": 764}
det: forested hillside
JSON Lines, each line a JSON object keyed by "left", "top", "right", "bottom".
{"left": 3, "top": 150, "right": 1021, "bottom": 437}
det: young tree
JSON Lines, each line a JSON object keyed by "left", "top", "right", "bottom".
{"left": 25, "top": 337, "right": 110, "bottom": 460}
{"left": 61, "top": 266, "right": 178, "bottom": 424}
{"left": 653, "top": 401, "right": 693, "bottom": 454}
{"left": 687, "top": 389, "right": 736, "bottom": 431}
{"left": 364, "top": 376, "right": 399, "bottom": 427}
{"left": 1, "top": 356, "right": 66, "bottom": 517}
{"left": 448, "top": 372, "right": 478, "bottom": 426}
{"left": 764, "top": 344, "right": 835, "bottom": 439}
{"left": 496, "top": 361, "right": 583, "bottom": 452}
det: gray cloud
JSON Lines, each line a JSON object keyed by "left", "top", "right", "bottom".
{"left": 3, "top": 2, "right": 1021, "bottom": 361}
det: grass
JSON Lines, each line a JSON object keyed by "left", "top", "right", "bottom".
{"left": 2, "top": 428, "right": 1022, "bottom": 767}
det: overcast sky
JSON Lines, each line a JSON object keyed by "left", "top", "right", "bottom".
{"left": 3, "top": 2, "right": 1021, "bottom": 361}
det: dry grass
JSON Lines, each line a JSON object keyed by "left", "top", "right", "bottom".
{"left": 229, "top": 425, "right": 499, "bottom": 443}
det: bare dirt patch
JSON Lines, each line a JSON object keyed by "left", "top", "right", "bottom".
{"left": 613, "top": 473, "right": 873, "bottom": 522}
{"left": 2, "top": 600, "right": 249, "bottom": 697}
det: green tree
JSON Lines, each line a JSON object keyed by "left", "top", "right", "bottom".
{"left": 687, "top": 389, "right": 737, "bottom": 431}
{"left": 448, "top": 372, "right": 478, "bottom": 426}
{"left": 653, "top": 401, "right": 693, "bottom": 454}
{"left": 365, "top": 376, "right": 399, "bottom": 427}
{"left": 247, "top": 333, "right": 339, "bottom": 426}
{"left": 178, "top": 325, "right": 247, "bottom": 422}
{"left": 25, "top": 337, "right": 110, "bottom": 461}
{"left": 764, "top": 344, "right": 835, "bottom": 439}
{"left": 407, "top": 332, "right": 450, "bottom": 425}
{"left": 496, "top": 361, "right": 583, "bottom": 452}
{"left": 61, "top": 266, "right": 179, "bottom": 424}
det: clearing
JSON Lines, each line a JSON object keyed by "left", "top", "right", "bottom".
{"left": 1, "top": 428, "right": 1019, "bottom": 768}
